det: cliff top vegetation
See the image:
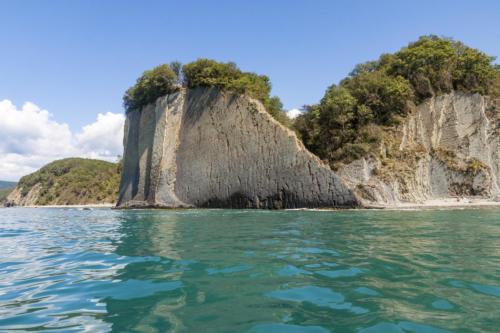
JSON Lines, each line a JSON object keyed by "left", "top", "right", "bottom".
{"left": 294, "top": 35, "right": 500, "bottom": 168}
{"left": 123, "top": 59, "right": 289, "bottom": 125}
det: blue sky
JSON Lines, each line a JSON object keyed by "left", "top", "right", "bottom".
{"left": 1, "top": 0, "right": 499, "bottom": 130}
{"left": 0, "top": 0, "right": 499, "bottom": 180}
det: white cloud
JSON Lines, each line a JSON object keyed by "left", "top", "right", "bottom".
{"left": 76, "top": 112, "right": 125, "bottom": 160}
{"left": 0, "top": 100, "right": 125, "bottom": 181}
{"left": 286, "top": 108, "right": 303, "bottom": 119}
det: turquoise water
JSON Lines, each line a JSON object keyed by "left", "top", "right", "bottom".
{"left": 0, "top": 208, "right": 499, "bottom": 332}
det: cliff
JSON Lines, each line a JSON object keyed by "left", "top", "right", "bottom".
{"left": 338, "top": 92, "right": 500, "bottom": 205}
{"left": 117, "top": 87, "right": 358, "bottom": 208}
{"left": 5, "top": 158, "right": 120, "bottom": 207}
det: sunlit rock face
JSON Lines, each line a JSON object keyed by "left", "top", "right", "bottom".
{"left": 117, "top": 87, "right": 358, "bottom": 209}
{"left": 338, "top": 92, "right": 500, "bottom": 205}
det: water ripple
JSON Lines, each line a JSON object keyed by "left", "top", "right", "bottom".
{"left": 0, "top": 207, "right": 499, "bottom": 332}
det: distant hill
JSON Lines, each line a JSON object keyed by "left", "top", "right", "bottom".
{"left": 0, "top": 181, "right": 16, "bottom": 204}
{"left": 5, "top": 158, "right": 121, "bottom": 206}
{"left": 0, "top": 188, "right": 14, "bottom": 203}
{"left": 0, "top": 181, "right": 17, "bottom": 189}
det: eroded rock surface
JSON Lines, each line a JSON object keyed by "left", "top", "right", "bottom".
{"left": 5, "top": 184, "right": 42, "bottom": 207}
{"left": 338, "top": 92, "right": 500, "bottom": 205}
{"left": 117, "top": 87, "right": 358, "bottom": 208}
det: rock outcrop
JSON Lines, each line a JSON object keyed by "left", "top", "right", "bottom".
{"left": 117, "top": 87, "right": 358, "bottom": 208}
{"left": 338, "top": 92, "right": 500, "bottom": 205}
{"left": 4, "top": 184, "right": 42, "bottom": 206}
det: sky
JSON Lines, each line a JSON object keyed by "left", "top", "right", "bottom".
{"left": 1, "top": 0, "right": 499, "bottom": 181}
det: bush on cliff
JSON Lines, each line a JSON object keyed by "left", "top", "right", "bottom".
{"left": 182, "top": 59, "right": 273, "bottom": 100}
{"left": 124, "top": 59, "right": 290, "bottom": 125}
{"left": 388, "top": 35, "right": 498, "bottom": 100}
{"left": 123, "top": 64, "right": 180, "bottom": 113}
{"left": 294, "top": 35, "right": 499, "bottom": 169}
{"left": 183, "top": 59, "right": 289, "bottom": 125}
{"left": 492, "top": 67, "right": 500, "bottom": 97}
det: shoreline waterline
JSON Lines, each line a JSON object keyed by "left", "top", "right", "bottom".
{"left": 3, "top": 198, "right": 500, "bottom": 211}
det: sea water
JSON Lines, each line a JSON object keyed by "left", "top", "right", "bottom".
{"left": 0, "top": 208, "right": 499, "bottom": 332}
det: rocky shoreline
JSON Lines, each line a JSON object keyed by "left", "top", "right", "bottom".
{"left": 4, "top": 200, "right": 500, "bottom": 210}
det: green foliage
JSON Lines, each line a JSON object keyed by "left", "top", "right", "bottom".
{"left": 125, "top": 59, "right": 290, "bottom": 125}
{"left": 264, "top": 96, "right": 291, "bottom": 126}
{"left": 183, "top": 58, "right": 289, "bottom": 125}
{"left": 389, "top": 35, "right": 498, "bottom": 100}
{"left": 322, "top": 84, "right": 361, "bottom": 129}
{"left": 123, "top": 64, "right": 179, "bottom": 113}
{"left": 490, "top": 66, "right": 500, "bottom": 97}
{"left": 295, "top": 77, "right": 411, "bottom": 167}
{"left": 16, "top": 158, "right": 121, "bottom": 205}
{"left": 294, "top": 35, "right": 498, "bottom": 167}
{"left": 0, "top": 187, "right": 14, "bottom": 202}
{"left": 183, "top": 59, "right": 235, "bottom": 87}
{"left": 342, "top": 71, "right": 414, "bottom": 124}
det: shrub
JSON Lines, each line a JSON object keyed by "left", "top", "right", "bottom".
{"left": 487, "top": 65, "right": 500, "bottom": 98}
{"left": 341, "top": 71, "right": 413, "bottom": 124}
{"left": 389, "top": 35, "right": 498, "bottom": 100}
{"left": 294, "top": 104, "right": 321, "bottom": 150}
{"left": 263, "top": 96, "right": 291, "bottom": 127}
{"left": 182, "top": 59, "right": 290, "bottom": 125}
{"left": 123, "top": 64, "right": 179, "bottom": 113}
{"left": 183, "top": 59, "right": 241, "bottom": 88}
{"left": 125, "top": 59, "right": 290, "bottom": 125}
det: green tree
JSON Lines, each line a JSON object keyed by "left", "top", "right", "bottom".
{"left": 319, "top": 85, "right": 357, "bottom": 131}
{"left": 183, "top": 58, "right": 290, "bottom": 125}
{"left": 452, "top": 46, "right": 497, "bottom": 95}
{"left": 263, "top": 96, "right": 290, "bottom": 126}
{"left": 388, "top": 35, "right": 498, "bottom": 100}
{"left": 342, "top": 71, "right": 413, "bottom": 124}
{"left": 491, "top": 67, "right": 500, "bottom": 97}
{"left": 123, "top": 64, "right": 179, "bottom": 113}
{"left": 294, "top": 35, "right": 499, "bottom": 168}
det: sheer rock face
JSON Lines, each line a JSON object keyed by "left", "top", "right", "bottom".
{"left": 5, "top": 184, "right": 42, "bottom": 207}
{"left": 338, "top": 92, "right": 500, "bottom": 205}
{"left": 117, "top": 87, "right": 358, "bottom": 209}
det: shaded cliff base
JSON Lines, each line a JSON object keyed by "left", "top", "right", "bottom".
{"left": 4, "top": 200, "right": 500, "bottom": 210}
{"left": 4, "top": 204, "right": 115, "bottom": 209}
{"left": 363, "top": 197, "right": 500, "bottom": 210}
{"left": 116, "top": 197, "right": 500, "bottom": 210}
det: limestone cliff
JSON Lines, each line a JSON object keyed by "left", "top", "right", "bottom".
{"left": 117, "top": 87, "right": 358, "bottom": 208}
{"left": 338, "top": 92, "right": 500, "bottom": 205}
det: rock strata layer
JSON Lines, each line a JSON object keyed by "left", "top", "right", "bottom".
{"left": 117, "top": 87, "right": 358, "bottom": 208}
{"left": 339, "top": 92, "right": 500, "bottom": 205}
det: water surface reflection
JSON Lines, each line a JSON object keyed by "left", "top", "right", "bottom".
{"left": 0, "top": 208, "right": 499, "bottom": 332}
